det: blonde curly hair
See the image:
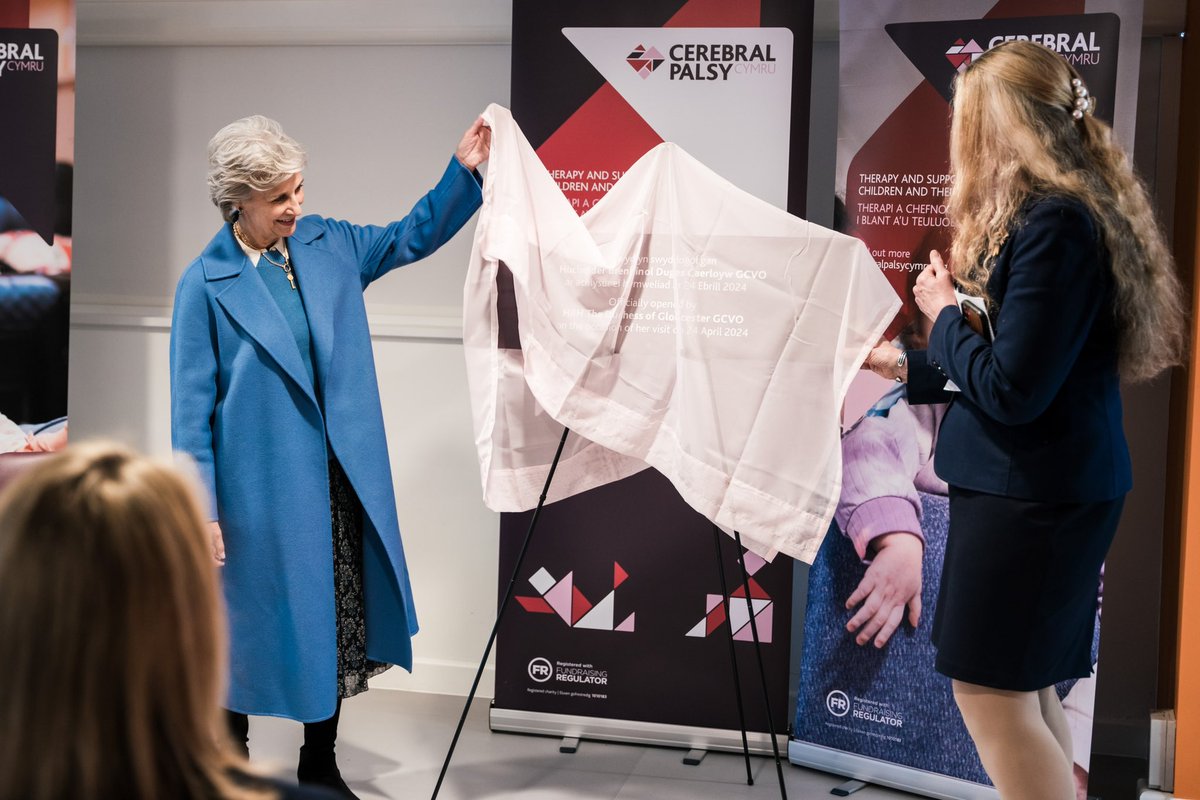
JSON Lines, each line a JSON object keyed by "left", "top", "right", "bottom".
{"left": 947, "top": 40, "right": 1185, "bottom": 382}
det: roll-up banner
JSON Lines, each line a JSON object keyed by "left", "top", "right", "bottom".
{"left": 495, "top": 0, "right": 813, "bottom": 752}
{"left": 0, "top": 0, "right": 73, "bottom": 454}
{"left": 789, "top": 2, "right": 1143, "bottom": 798}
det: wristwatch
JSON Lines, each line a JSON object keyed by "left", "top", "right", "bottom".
{"left": 895, "top": 350, "right": 907, "bottom": 383}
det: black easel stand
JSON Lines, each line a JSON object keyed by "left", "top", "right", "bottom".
{"left": 430, "top": 426, "right": 571, "bottom": 800}
{"left": 711, "top": 523, "right": 754, "bottom": 786}
{"left": 431, "top": 427, "right": 786, "bottom": 799}
{"left": 732, "top": 529, "right": 790, "bottom": 799}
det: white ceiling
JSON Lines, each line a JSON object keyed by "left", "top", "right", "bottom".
{"left": 74, "top": 0, "right": 1187, "bottom": 46}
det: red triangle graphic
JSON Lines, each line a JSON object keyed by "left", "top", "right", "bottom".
{"left": 731, "top": 578, "right": 770, "bottom": 600}
{"left": 571, "top": 586, "right": 593, "bottom": 625}
{"left": 666, "top": 0, "right": 760, "bottom": 27}
{"left": 614, "top": 561, "right": 629, "bottom": 589}
{"left": 705, "top": 604, "right": 727, "bottom": 635}
{"left": 536, "top": 83, "right": 663, "bottom": 215}
{"left": 747, "top": 577, "right": 770, "bottom": 600}
{"left": 516, "top": 595, "right": 555, "bottom": 614}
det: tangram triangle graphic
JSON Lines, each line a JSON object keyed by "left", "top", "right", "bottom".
{"left": 516, "top": 563, "right": 635, "bottom": 632}
{"left": 626, "top": 44, "right": 665, "bottom": 79}
{"left": 685, "top": 550, "right": 773, "bottom": 643}
{"left": 945, "top": 38, "right": 984, "bottom": 72}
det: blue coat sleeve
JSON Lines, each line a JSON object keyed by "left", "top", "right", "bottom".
{"left": 928, "top": 199, "right": 1106, "bottom": 426}
{"left": 320, "top": 157, "right": 483, "bottom": 289}
{"left": 169, "top": 265, "right": 220, "bottom": 519}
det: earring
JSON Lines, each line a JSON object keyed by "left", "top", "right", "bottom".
{"left": 231, "top": 208, "right": 241, "bottom": 222}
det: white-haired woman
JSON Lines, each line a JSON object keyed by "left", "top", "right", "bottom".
{"left": 0, "top": 442, "right": 337, "bottom": 800}
{"left": 170, "top": 115, "right": 489, "bottom": 798}
{"left": 866, "top": 41, "right": 1184, "bottom": 798}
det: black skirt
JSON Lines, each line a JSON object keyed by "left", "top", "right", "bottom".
{"left": 931, "top": 486, "right": 1123, "bottom": 691}
{"left": 328, "top": 458, "right": 387, "bottom": 699}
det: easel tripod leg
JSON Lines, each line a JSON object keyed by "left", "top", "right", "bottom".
{"left": 430, "top": 427, "right": 571, "bottom": 800}
{"left": 734, "top": 530, "right": 789, "bottom": 800}
{"left": 713, "top": 524, "right": 755, "bottom": 786}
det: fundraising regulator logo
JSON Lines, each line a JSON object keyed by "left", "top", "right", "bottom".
{"left": 826, "top": 689, "right": 905, "bottom": 731}
{"left": 0, "top": 41, "right": 46, "bottom": 78}
{"left": 528, "top": 657, "right": 553, "bottom": 683}
{"left": 629, "top": 40, "right": 778, "bottom": 81}
{"left": 527, "top": 657, "right": 608, "bottom": 688}
{"left": 826, "top": 690, "right": 850, "bottom": 717}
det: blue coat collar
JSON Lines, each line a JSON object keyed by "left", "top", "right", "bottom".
{"left": 199, "top": 219, "right": 326, "bottom": 281}
{"left": 198, "top": 221, "right": 335, "bottom": 410}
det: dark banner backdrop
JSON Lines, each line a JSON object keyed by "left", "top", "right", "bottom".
{"left": 496, "top": 470, "right": 792, "bottom": 732}
{"left": 496, "top": 0, "right": 813, "bottom": 741}
{"left": 0, "top": 2, "right": 73, "bottom": 443}
{"left": 0, "top": 28, "right": 57, "bottom": 243}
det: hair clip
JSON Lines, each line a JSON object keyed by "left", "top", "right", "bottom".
{"left": 1070, "top": 77, "right": 1094, "bottom": 120}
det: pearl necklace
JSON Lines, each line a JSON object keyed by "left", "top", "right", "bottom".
{"left": 233, "top": 221, "right": 297, "bottom": 290}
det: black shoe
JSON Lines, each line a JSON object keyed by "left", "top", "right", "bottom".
{"left": 297, "top": 753, "right": 360, "bottom": 799}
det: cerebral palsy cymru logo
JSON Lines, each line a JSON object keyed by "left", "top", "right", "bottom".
{"left": 944, "top": 38, "right": 984, "bottom": 72}
{"left": 0, "top": 40, "right": 47, "bottom": 77}
{"left": 626, "top": 43, "right": 665, "bottom": 79}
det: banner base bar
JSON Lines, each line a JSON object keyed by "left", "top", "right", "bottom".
{"left": 831, "top": 779, "right": 869, "bottom": 796}
{"left": 490, "top": 706, "right": 787, "bottom": 756}
{"left": 787, "top": 740, "right": 1000, "bottom": 800}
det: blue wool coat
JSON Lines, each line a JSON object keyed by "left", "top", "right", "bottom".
{"left": 170, "top": 158, "right": 481, "bottom": 722}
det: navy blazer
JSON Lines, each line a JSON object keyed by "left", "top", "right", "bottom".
{"left": 909, "top": 196, "right": 1130, "bottom": 502}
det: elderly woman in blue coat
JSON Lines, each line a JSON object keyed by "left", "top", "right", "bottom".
{"left": 170, "top": 114, "right": 489, "bottom": 798}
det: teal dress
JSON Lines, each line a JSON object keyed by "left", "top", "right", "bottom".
{"left": 256, "top": 247, "right": 384, "bottom": 699}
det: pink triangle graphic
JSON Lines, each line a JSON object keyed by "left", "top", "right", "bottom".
{"left": 706, "top": 593, "right": 723, "bottom": 614}
{"left": 743, "top": 551, "right": 767, "bottom": 576}
{"left": 616, "top": 612, "right": 636, "bottom": 632}
{"left": 544, "top": 572, "right": 575, "bottom": 624}
{"left": 732, "top": 601, "right": 773, "bottom": 644}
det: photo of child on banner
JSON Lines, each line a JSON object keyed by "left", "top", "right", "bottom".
{"left": 792, "top": 312, "right": 1102, "bottom": 794}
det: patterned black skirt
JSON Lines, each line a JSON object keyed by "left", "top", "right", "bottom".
{"left": 328, "top": 457, "right": 388, "bottom": 698}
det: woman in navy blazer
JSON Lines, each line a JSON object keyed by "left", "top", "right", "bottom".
{"left": 865, "top": 42, "right": 1183, "bottom": 798}
{"left": 170, "top": 115, "right": 489, "bottom": 797}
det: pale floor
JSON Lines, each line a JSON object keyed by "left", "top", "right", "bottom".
{"left": 248, "top": 689, "right": 922, "bottom": 800}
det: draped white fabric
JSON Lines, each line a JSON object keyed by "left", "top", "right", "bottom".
{"left": 464, "top": 105, "right": 899, "bottom": 562}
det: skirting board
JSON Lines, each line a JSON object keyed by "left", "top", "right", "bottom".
{"left": 369, "top": 661, "right": 496, "bottom": 699}
{"left": 490, "top": 706, "right": 788, "bottom": 756}
{"left": 788, "top": 740, "right": 1000, "bottom": 800}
